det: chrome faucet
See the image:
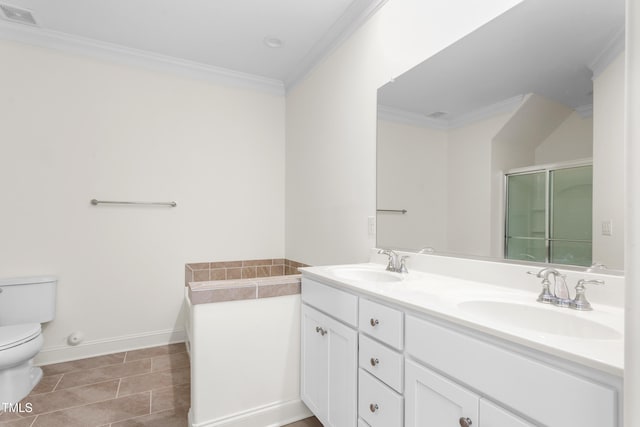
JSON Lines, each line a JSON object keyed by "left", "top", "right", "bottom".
{"left": 527, "top": 267, "right": 568, "bottom": 305}
{"left": 569, "top": 279, "right": 605, "bottom": 311}
{"left": 377, "top": 249, "right": 409, "bottom": 273}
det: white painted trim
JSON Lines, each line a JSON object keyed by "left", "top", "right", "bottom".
{"left": 285, "top": 0, "right": 389, "bottom": 90}
{"left": 378, "top": 95, "right": 524, "bottom": 130}
{"left": 189, "top": 398, "right": 312, "bottom": 427}
{"left": 590, "top": 28, "right": 626, "bottom": 79}
{"left": 34, "top": 328, "right": 186, "bottom": 366}
{"left": 377, "top": 104, "right": 449, "bottom": 130}
{"left": 0, "top": 21, "right": 285, "bottom": 95}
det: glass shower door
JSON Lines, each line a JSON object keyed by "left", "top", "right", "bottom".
{"left": 505, "top": 171, "right": 547, "bottom": 263}
{"left": 549, "top": 166, "right": 593, "bottom": 266}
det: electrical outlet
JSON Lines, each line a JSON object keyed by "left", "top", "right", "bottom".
{"left": 601, "top": 220, "right": 612, "bottom": 236}
{"left": 368, "top": 216, "right": 376, "bottom": 235}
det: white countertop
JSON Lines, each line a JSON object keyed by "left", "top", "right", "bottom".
{"left": 300, "top": 262, "right": 624, "bottom": 377}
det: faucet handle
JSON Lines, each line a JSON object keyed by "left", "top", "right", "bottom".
{"left": 398, "top": 256, "right": 409, "bottom": 273}
{"left": 569, "top": 279, "right": 605, "bottom": 311}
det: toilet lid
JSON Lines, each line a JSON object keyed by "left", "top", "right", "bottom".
{"left": 0, "top": 323, "right": 41, "bottom": 351}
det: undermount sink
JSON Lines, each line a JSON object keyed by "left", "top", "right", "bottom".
{"left": 330, "top": 266, "right": 403, "bottom": 283}
{"left": 458, "top": 300, "right": 622, "bottom": 340}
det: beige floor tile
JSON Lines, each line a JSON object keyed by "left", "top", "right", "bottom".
{"left": 150, "top": 384, "right": 190, "bottom": 413}
{"left": 110, "top": 407, "right": 189, "bottom": 427}
{"left": 117, "top": 367, "right": 190, "bottom": 397}
{"left": 284, "top": 417, "right": 324, "bottom": 427}
{"left": 29, "top": 374, "right": 62, "bottom": 396}
{"left": 124, "top": 344, "right": 186, "bottom": 362}
{"left": 150, "top": 352, "right": 190, "bottom": 372}
{"left": 25, "top": 380, "right": 119, "bottom": 416}
{"left": 0, "top": 415, "right": 37, "bottom": 427}
{"left": 56, "top": 360, "right": 151, "bottom": 390}
{"left": 31, "top": 392, "right": 150, "bottom": 427}
{"left": 42, "top": 353, "right": 126, "bottom": 376}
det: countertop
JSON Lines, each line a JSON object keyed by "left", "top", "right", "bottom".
{"left": 300, "top": 263, "right": 624, "bottom": 377}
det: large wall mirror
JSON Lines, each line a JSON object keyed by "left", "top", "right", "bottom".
{"left": 376, "top": 0, "right": 625, "bottom": 270}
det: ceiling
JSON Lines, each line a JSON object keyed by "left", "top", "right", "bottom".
{"left": 378, "top": 0, "right": 625, "bottom": 127}
{"left": 0, "top": 0, "right": 385, "bottom": 88}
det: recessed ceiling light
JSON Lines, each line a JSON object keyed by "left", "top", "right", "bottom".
{"left": 0, "top": 4, "right": 37, "bottom": 25}
{"left": 263, "top": 36, "right": 283, "bottom": 49}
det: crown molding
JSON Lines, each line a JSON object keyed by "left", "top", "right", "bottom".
{"left": 377, "top": 105, "right": 449, "bottom": 130}
{"left": 575, "top": 104, "right": 594, "bottom": 119}
{"left": 0, "top": 21, "right": 285, "bottom": 95}
{"left": 285, "top": 0, "right": 389, "bottom": 91}
{"left": 589, "top": 27, "right": 625, "bottom": 79}
{"left": 379, "top": 95, "right": 524, "bottom": 130}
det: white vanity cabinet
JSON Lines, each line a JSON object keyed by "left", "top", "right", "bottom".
{"left": 405, "top": 359, "right": 533, "bottom": 427}
{"left": 300, "top": 272, "right": 621, "bottom": 427}
{"left": 301, "top": 279, "right": 358, "bottom": 427}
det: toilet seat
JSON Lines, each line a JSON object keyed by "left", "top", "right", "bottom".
{"left": 0, "top": 324, "right": 41, "bottom": 351}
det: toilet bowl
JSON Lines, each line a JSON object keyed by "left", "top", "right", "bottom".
{"left": 0, "top": 276, "right": 56, "bottom": 404}
{"left": 0, "top": 324, "right": 44, "bottom": 404}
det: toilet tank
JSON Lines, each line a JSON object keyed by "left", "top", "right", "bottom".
{"left": 0, "top": 276, "right": 57, "bottom": 325}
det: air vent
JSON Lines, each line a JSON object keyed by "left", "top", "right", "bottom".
{"left": 0, "top": 4, "right": 37, "bottom": 25}
{"left": 425, "top": 111, "right": 448, "bottom": 119}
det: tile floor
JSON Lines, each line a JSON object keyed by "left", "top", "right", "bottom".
{"left": 0, "top": 343, "right": 322, "bottom": 427}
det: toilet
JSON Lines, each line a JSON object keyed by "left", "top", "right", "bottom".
{"left": 0, "top": 276, "right": 56, "bottom": 404}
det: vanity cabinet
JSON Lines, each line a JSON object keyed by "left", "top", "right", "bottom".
{"left": 300, "top": 273, "right": 621, "bottom": 427}
{"left": 301, "top": 280, "right": 358, "bottom": 427}
{"left": 405, "top": 359, "right": 533, "bottom": 427}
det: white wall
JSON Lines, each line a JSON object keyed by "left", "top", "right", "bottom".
{"left": 376, "top": 119, "right": 447, "bottom": 251}
{"left": 593, "top": 53, "right": 625, "bottom": 270}
{"left": 535, "top": 112, "right": 593, "bottom": 164}
{"left": 285, "top": 0, "right": 524, "bottom": 266}
{"left": 0, "top": 40, "right": 286, "bottom": 363}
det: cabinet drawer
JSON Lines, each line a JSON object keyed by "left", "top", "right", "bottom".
{"left": 358, "top": 369, "right": 403, "bottom": 427}
{"left": 359, "top": 334, "right": 403, "bottom": 393}
{"left": 302, "top": 277, "right": 358, "bottom": 326}
{"left": 406, "top": 315, "right": 617, "bottom": 427}
{"left": 359, "top": 298, "right": 403, "bottom": 349}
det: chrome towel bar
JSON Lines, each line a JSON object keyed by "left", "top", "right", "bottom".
{"left": 376, "top": 209, "right": 407, "bottom": 214}
{"left": 90, "top": 199, "right": 177, "bottom": 207}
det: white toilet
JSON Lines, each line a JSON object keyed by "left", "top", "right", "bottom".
{"left": 0, "top": 276, "right": 57, "bottom": 404}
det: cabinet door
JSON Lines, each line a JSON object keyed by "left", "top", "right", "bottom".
{"left": 405, "top": 360, "right": 479, "bottom": 427}
{"left": 480, "top": 399, "right": 535, "bottom": 427}
{"left": 301, "top": 304, "right": 329, "bottom": 419}
{"left": 301, "top": 304, "right": 358, "bottom": 427}
{"left": 326, "top": 308, "right": 358, "bottom": 427}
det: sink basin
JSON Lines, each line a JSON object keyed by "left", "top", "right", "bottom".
{"left": 458, "top": 300, "right": 622, "bottom": 340}
{"left": 330, "top": 266, "right": 403, "bottom": 283}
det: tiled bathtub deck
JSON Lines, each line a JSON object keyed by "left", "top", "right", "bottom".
{"left": 0, "top": 344, "right": 321, "bottom": 427}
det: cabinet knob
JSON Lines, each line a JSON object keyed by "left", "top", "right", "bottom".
{"left": 370, "top": 318, "right": 379, "bottom": 327}
{"left": 315, "top": 326, "right": 327, "bottom": 336}
{"left": 369, "top": 403, "right": 379, "bottom": 413}
{"left": 370, "top": 357, "right": 379, "bottom": 366}
{"left": 459, "top": 417, "right": 473, "bottom": 427}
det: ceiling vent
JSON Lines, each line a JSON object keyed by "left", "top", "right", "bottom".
{"left": 0, "top": 4, "right": 37, "bottom": 25}
{"left": 425, "top": 111, "right": 448, "bottom": 119}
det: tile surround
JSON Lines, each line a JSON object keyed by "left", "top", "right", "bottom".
{"left": 185, "top": 258, "right": 307, "bottom": 286}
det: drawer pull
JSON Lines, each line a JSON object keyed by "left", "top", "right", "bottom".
{"left": 459, "top": 417, "right": 473, "bottom": 427}
{"left": 315, "top": 326, "right": 327, "bottom": 336}
{"left": 370, "top": 318, "right": 380, "bottom": 327}
{"left": 369, "top": 403, "right": 379, "bottom": 413}
{"left": 370, "top": 357, "right": 380, "bottom": 366}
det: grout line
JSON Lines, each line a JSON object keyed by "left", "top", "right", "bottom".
{"left": 115, "top": 378, "right": 122, "bottom": 398}
{"left": 28, "top": 415, "right": 37, "bottom": 427}
{"left": 51, "top": 373, "right": 64, "bottom": 392}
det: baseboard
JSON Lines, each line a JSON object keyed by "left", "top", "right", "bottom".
{"left": 34, "top": 328, "right": 186, "bottom": 365}
{"left": 190, "top": 398, "right": 312, "bottom": 427}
